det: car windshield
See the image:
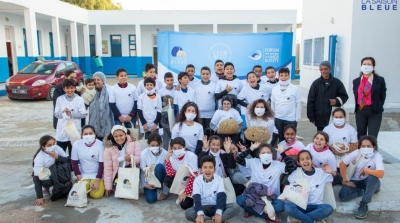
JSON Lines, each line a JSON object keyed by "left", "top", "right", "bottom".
{"left": 18, "top": 63, "right": 56, "bottom": 75}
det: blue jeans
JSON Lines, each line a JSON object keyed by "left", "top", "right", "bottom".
{"left": 143, "top": 163, "right": 166, "bottom": 203}
{"left": 236, "top": 195, "right": 284, "bottom": 218}
{"left": 339, "top": 175, "right": 381, "bottom": 203}
{"left": 284, "top": 202, "right": 333, "bottom": 223}
{"left": 114, "top": 119, "right": 133, "bottom": 128}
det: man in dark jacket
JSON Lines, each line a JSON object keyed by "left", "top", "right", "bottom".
{"left": 307, "top": 61, "right": 349, "bottom": 131}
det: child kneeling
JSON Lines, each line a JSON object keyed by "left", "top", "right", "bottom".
{"left": 185, "top": 155, "right": 239, "bottom": 223}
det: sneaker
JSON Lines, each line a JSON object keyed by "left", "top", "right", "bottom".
{"left": 43, "top": 187, "right": 50, "bottom": 195}
{"left": 375, "top": 188, "right": 381, "bottom": 194}
{"left": 244, "top": 211, "right": 253, "bottom": 218}
{"left": 357, "top": 190, "right": 365, "bottom": 197}
{"left": 355, "top": 202, "right": 369, "bottom": 219}
{"left": 265, "top": 214, "right": 280, "bottom": 223}
{"left": 287, "top": 216, "right": 302, "bottom": 223}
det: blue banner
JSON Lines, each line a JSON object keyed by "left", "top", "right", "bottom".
{"left": 157, "top": 31, "right": 293, "bottom": 82}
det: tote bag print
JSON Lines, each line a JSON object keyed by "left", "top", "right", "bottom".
{"left": 115, "top": 155, "right": 140, "bottom": 200}
{"left": 170, "top": 165, "right": 195, "bottom": 195}
{"left": 278, "top": 169, "right": 310, "bottom": 210}
{"left": 65, "top": 180, "right": 90, "bottom": 207}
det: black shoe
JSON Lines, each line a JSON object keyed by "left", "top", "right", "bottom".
{"left": 375, "top": 188, "right": 381, "bottom": 194}
{"left": 355, "top": 202, "right": 369, "bottom": 219}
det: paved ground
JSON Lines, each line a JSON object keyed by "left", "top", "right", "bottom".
{"left": 0, "top": 77, "right": 399, "bottom": 223}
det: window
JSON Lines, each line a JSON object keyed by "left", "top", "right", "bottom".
{"left": 22, "top": 28, "right": 28, "bottom": 57}
{"left": 49, "top": 32, "right": 54, "bottom": 57}
{"left": 56, "top": 63, "right": 66, "bottom": 72}
{"left": 89, "top": 35, "right": 96, "bottom": 57}
{"left": 303, "top": 39, "right": 312, "bottom": 65}
{"left": 110, "top": 35, "right": 122, "bottom": 57}
{"left": 313, "top": 37, "right": 325, "bottom": 66}
{"left": 66, "top": 62, "right": 76, "bottom": 71}
{"left": 129, "top": 35, "right": 136, "bottom": 56}
{"left": 37, "top": 30, "right": 41, "bottom": 56}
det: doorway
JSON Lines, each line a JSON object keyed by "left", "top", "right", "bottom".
{"left": 5, "top": 26, "right": 17, "bottom": 77}
{"left": 6, "top": 42, "right": 12, "bottom": 77}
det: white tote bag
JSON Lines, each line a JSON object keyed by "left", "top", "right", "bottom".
{"left": 261, "top": 196, "right": 276, "bottom": 221}
{"left": 170, "top": 165, "right": 196, "bottom": 195}
{"left": 142, "top": 164, "right": 161, "bottom": 188}
{"left": 65, "top": 180, "right": 91, "bottom": 207}
{"left": 62, "top": 118, "right": 81, "bottom": 145}
{"left": 278, "top": 168, "right": 310, "bottom": 210}
{"left": 322, "top": 182, "right": 336, "bottom": 210}
{"left": 346, "top": 152, "right": 362, "bottom": 181}
{"left": 115, "top": 155, "right": 140, "bottom": 200}
{"left": 332, "top": 142, "right": 350, "bottom": 168}
{"left": 167, "top": 99, "right": 176, "bottom": 130}
{"left": 223, "top": 177, "right": 236, "bottom": 204}
{"left": 38, "top": 167, "right": 51, "bottom": 181}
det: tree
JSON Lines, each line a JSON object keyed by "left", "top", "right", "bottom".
{"left": 61, "top": 0, "right": 122, "bottom": 10}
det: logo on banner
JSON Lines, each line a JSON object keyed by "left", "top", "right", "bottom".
{"left": 209, "top": 43, "right": 232, "bottom": 63}
{"left": 171, "top": 46, "right": 187, "bottom": 64}
{"left": 248, "top": 50, "right": 262, "bottom": 60}
{"left": 361, "top": 0, "right": 397, "bottom": 10}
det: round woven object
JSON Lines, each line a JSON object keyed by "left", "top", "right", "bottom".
{"left": 218, "top": 119, "right": 239, "bottom": 134}
{"left": 244, "top": 126, "right": 271, "bottom": 143}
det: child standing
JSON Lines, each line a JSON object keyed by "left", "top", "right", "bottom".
{"left": 174, "top": 72, "right": 197, "bottom": 115}
{"left": 136, "top": 63, "right": 163, "bottom": 96}
{"left": 137, "top": 77, "right": 163, "bottom": 139}
{"left": 186, "top": 64, "right": 200, "bottom": 88}
{"left": 185, "top": 155, "right": 240, "bottom": 223}
{"left": 109, "top": 68, "right": 137, "bottom": 128}
{"left": 158, "top": 72, "right": 175, "bottom": 107}
{"left": 253, "top": 65, "right": 263, "bottom": 83}
{"left": 238, "top": 72, "right": 270, "bottom": 110}
{"left": 211, "top": 60, "right": 225, "bottom": 83}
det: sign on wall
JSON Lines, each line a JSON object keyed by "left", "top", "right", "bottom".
{"left": 102, "top": 40, "right": 108, "bottom": 54}
{"left": 157, "top": 31, "right": 293, "bottom": 82}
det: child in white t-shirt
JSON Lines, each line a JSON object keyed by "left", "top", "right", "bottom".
{"left": 238, "top": 71, "right": 270, "bottom": 111}
{"left": 253, "top": 65, "right": 263, "bottom": 83}
{"left": 136, "top": 63, "right": 163, "bottom": 96}
{"left": 186, "top": 64, "right": 200, "bottom": 88}
{"left": 158, "top": 72, "right": 175, "bottom": 107}
{"left": 277, "top": 125, "right": 305, "bottom": 161}
{"left": 174, "top": 72, "right": 197, "bottom": 116}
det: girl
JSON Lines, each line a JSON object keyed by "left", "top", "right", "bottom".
{"left": 159, "top": 137, "right": 198, "bottom": 210}
{"left": 210, "top": 96, "right": 244, "bottom": 144}
{"left": 171, "top": 102, "right": 204, "bottom": 155}
{"left": 103, "top": 125, "right": 141, "bottom": 198}
{"left": 71, "top": 125, "right": 105, "bottom": 199}
{"left": 32, "top": 135, "right": 71, "bottom": 206}
{"left": 246, "top": 99, "right": 279, "bottom": 146}
{"left": 230, "top": 142, "right": 252, "bottom": 184}
{"left": 238, "top": 72, "right": 270, "bottom": 110}
{"left": 137, "top": 63, "right": 164, "bottom": 96}
{"left": 284, "top": 150, "right": 335, "bottom": 223}
{"left": 277, "top": 125, "right": 305, "bottom": 160}
{"left": 235, "top": 143, "right": 297, "bottom": 222}
{"left": 339, "top": 135, "right": 384, "bottom": 219}
{"left": 140, "top": 132, "right": 167, "bottom": 203}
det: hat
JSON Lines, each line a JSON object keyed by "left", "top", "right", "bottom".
{"left": 319, "top": 61, "right": 331, "bottom": 69}
{"left": 111, "top": 125, "right": 127, "bottom": 135}
{"left": 93, "top": 71, "right": 106, "bottom": 83}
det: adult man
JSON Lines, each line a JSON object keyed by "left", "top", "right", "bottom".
{"left": 307, "top": 61, "right": 349, "bottom": 131}
{"left": 210, "top": 60, "right": 224, "bottom": 83}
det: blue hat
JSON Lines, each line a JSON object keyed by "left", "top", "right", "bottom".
{"left": 93, "top": 72, "right": 106, "bottom": 83}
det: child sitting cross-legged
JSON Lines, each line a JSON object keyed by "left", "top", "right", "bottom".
{"left": 185, "top": 155, "right": 240, "bottom": 223}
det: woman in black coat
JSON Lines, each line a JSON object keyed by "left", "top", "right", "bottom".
{"left": 353, "top": 57, "right": 387, "bottom": 139}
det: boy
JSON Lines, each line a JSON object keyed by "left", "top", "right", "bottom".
{"left": 54, "top": 79, "right": 86, "bottom": 156}
{"left": 137, "top": 63, "right": 163, "bottom": 96}
{"left": 253, "top": 65, "right": 263, "bottom": 83}
{"left": 270, "top": 67, "right": 301, "bottom": 142}
{"left": 194, "top": 66, "right": 216, "bottom": 135}
{"left": 262, "top": 66, "right": 279, "bottom": 102}
{"left": 109, "top": 68, "right": 137, "bottom": 128}
{"left": 174, "top": 72, "right": 197, "bottom": 115}
{"left": 186, "top": 64, "right": 200, "bottom": 88}
{"left": 158, "top": 72, "right": 175, "bottom": 107}
{"left": 210, "top": 60, "right": 224, "bottom": 83}
{"left": 137, "top": 77, "right": 162, "bottom": 139}
{"left": 185, "top": 155, "right": 239, "bottom": 223}
{"left": 160, "top": 95, "right": 174, "bottom": 150}
{"left": 81, "top": 78, "right": 96, "bottom": 107}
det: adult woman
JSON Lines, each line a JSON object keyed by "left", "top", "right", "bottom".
{"left": 353, "top": 57, "right": 387, "bottom": 139}
{"left": 71, "top": 125, "right": 105, "bottom": 199}
{"left": 103, "top": 125, "right": 141, "bottom": 198}
{"left": 89, "top": 72, "right": 114, "bottom": 141}
{"left": 339, "top": 135, "right": 384, "bottom": 219}
{"left": 171, "top": 102, "right": 204, "bottom": 155}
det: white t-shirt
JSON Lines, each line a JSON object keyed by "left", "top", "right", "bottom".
{"left": 237, "top": 85, "right": 270, "bottom": 106}
{"left": 246, "top": 159, "right": 285, "bottom": 196}
{"left": 137, "top": 93, "right": 163, "bottom": 133}
{"left": 215, "top": 78, "right": 243, "bottom": 106}
{"left": 188, "top": 77, "right": 201, "bottom": 88}
{"left": 33, "top": 146, "right": 68, "bottom": 176}
{"left": 323, "top": 123, "right": 358, "bottom": 145}
{"left": 193, "top": 174, "right": 225, "bottom": 206}
{"left": 171, "top": 122, "right": 204, "bottom": 153}
{"left": 158, "top": 86, "right": 175, "bottom": 99}
{"left": 288, "top": 168, "right": 333, "bottom": 205}
{"left": 210, "top": 73, "right": 223, "bottom": 83}
{"left": 270, "top": 84, "right": 301, "bottom": 121}
{"left": 71, "top": 139, "right": 105, "bottom": 179}
{"left": 194, "top": 81, "right": 216, "bottom": 119}
{"left": 174, "top": 86, "right": 197, "bottom": 113}
{"left": 169, "top": 151, "right": 198, "bottom": 172}
{"left": 109, "top": 83, "right": 137, "bottom": 117}
{"left": 210, "top": 109, "right": 243, "bottom": 129}
{"left": 302, "top": 143, "right": 337, "bottom": 171}
{"left": 140, "top": 147, "right": 167, "bottom": 169}
{"left": 343, "top": 150, "right": 384, "bottom": 181}
{"left": 136, "top": 78, "right": 163, "bottom": 96}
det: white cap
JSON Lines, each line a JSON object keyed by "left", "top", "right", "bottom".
{"left": 111, "top": 125, "right": 127, "bottom": 135}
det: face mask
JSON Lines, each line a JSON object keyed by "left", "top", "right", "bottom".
{"left": 280, "top": 80, "right": 289, "bottom": 86}
{"left": 185, "top": 113, "right": 196, "bottom": 121}
{"left": 361, "top": 65, "right": 373, "bottom": 75}
{"left": 150, "top": 146, "right": 160, "bottom": 154}
{"left": 360, "top": 147, "right": 374, "bottom": 158}
{"left": 254, "top": 108, "right": 265, "bottom": 117}
{"left": 45, "top": 145, "right": 56, "bottom": 153}
{"left": 145, "top": 88, "right": 155, "bottom": 95}
{"left": 173, "top": 148, "right": 185, "bottom": 158}
{"left": 333, "top": 118, "right": 345, "bottom": 126}
{"left": 210, "top": 150, "right": 221, "bottom": 157}
{"left": 259, "top": 153, "right": 273, "bottom": 165}
{"left": 83, "top": 135, "right": 96, "bottom": 144}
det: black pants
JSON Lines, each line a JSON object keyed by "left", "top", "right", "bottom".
{"left": 57, "top": 141, "right": 72, "bottom": 157}
{"left": 317, "top": 126, "right": 324, "bottom": 131}
{"left": 275, "top": 118, "right": 298, "bottom": 142}
{"left": 163, "top": 175, "right": 193, "bottom": 210}
{"left": 355, "top": 106, "right": 383, "bottom": 139}
{"left": 201, "top": 118, "right": 212, "bottom": 136}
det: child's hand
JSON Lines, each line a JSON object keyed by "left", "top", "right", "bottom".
{"left": 118, "top": 116, "right": 125, "bottom": 123}
{"left": 105, "top": 190, "right": 113, "bottom": 198}
{"left": 250, "top": 142, "right": 261, "bottom": 151}
{"left": 165, "top": 147, "right": 172, "bottom": 161}
{"left": 276, "top": 144, "right": 285, "bottom": 154}
{"left": 237, "top": 142, "right": 246, "bottom": 152}
{"left": 179, "top": 192, "right": 187, "bottom": 202}
{"left": 63, "top": 108, "right": 71, "bottom": 116}
{"left": 150, "top": 124, "right": 157, "bottom": 133}
{"left": 80, "top": 88, "right": 86, "bottom": 95}
{"left": 143, "top": 124, "right": 149, "bottom": 132}
{"left": 202, "top": 136, "right": 209, "bottom": 151}
{"left": 47, "top": 151, "right": 58, "bottom": 159}
{"left": 35, "top": 198, "right": 43, "bottom": 206}
{"left": 195, "top": 215, "right": 204, "bottom": 223}
{"left": 223, "top": 137, "right": 232, "bottom": 153}
{"left": 213, "top": 214, "right": 222, "bottom": 223}
{"left": 225, "top": 84, "right": 233, "bottom": 92}
{"left": 145, "top": 184, "right": 155, "bottom": 190}
{"left": 125, "top": 116, "right": 132, "bottom": 122}
{"left": 246, "top": 105, "right": 251, "bottom": 110}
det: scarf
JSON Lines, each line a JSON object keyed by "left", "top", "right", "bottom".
{"left": 357, "top": 76, "right": 372, "bottom": 110}
{"left": 89, "top": 85, "right": 114, "bottom": 138}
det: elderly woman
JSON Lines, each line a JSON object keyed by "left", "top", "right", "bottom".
{"left": 89, "top": 72, "right": 114, "bottom": 141}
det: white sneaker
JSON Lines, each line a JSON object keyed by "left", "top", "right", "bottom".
{"left": 287, "top": 216, "right": 302, "bottom": 223}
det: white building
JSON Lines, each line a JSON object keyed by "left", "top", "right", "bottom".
{"left": 0, "top": 0, "right": 298, "bottom": 83}
{"left": 300, "top": 0, "right": 399, "bottom": 109}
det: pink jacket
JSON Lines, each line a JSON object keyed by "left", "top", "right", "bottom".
{"left": 103, "top": 134, "right": 142, "bottom": 190}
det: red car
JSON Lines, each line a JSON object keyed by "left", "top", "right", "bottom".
{"left": 6, "top": 60, "right": 84, "bottom": 100}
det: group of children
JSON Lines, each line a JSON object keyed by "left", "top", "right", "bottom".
{"left": 33, "top": 61, "right": 384, "bottom": 222}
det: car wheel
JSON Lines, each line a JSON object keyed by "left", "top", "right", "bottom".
{"left": 47, "top": 85, "right": 56, "bottom": 101}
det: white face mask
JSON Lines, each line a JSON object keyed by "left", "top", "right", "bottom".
{"left": 279, "top": 80, "right": 289, "bottom": 86}
{"left": 185, "top": 113, "right": 196, "bottom": 121}
{"left": 173, "top": 148, "right": 185, "bottom": 158}
{"left": 360, "top": 147, "right": 374, "bottom": 158}
{"left": 45, "top": 145, "right": 56, "bottom": 153}
{"left": 361, "top": 65, "right": 374, "bottom": 75}
{"left": 333, "top": 118, "right": 345, "bottom": 126}
{"left": 145, "top": 88, "right": 156, "bottom": 95}
{"left": 83, "top": 135, "right": 96, "bottom": 144}
{"left": 210, "top": 150, "right": 221, "bottom": 157}
{"left": 150, "top": 146, "right": 160, "bottom": 154}
{"left": 259, "top": 153, "right": 273, "bottom": 165}
{"left": 254, "top": 108, "right": 265, "bottom": 117}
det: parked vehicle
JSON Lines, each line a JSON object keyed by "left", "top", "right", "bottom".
{"left": 5, "top": 61, "right": 83, "bottom": 100}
